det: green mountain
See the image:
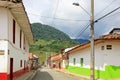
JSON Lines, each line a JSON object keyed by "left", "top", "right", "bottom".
{"left": 31, "top": 23, "right": 71, "bottom": 41}
{"left": 30, "top": 23, "right": 78, "bottom": 64}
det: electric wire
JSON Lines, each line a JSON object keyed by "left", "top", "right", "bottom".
{"left": 51, "top": 0, "right": 60, "bottom": 25}
{"left": 78, "top": 3, "right": 90, "bottom": 16}
{"left": 74, "top": 0, "right": 119, "bottom": 39}
{"left": 28, "top": 12, "right": 89, "bottom": 21}
{"left": 28, "top": 0, "right": 120, "bottom": 39}
{"left": 95, "top": 0, "right": 118, "bottom": 17}
{"left": 75, "top": 22, "right": 90, "bottom": 38}
{"left": 94, "top": 6, "right": 120, "bottom": 23}
{"left": 72, "top": 21, "right": 89, "bottom": 38}
{"left": 75, "top": 6, "right": 120, "bottom": 39}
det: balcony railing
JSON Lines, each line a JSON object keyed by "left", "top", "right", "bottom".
{"left": 0, "top": 0, "right": 22, "bottom": 3}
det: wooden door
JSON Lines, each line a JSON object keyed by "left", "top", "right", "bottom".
{"left": 10, "top": 58, "right": 13, "bottom": 80}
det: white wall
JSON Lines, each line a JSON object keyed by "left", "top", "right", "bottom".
{"left": 95, "top": 41, "right": 120, "bottom": 69}
{"left": 0, "top": 41, "right": 8, "bottom": 72}
{"left": 8, "top": 42, "right": 28, "bottom": 74}
{"left": 94, "top": 42, "right": 105, "bottom": 70}
{"left": 69, "top": 47, "right": 90, "bottom": 68}
{"left": 0, "top": 7, "right": 8, "bottom": 40}
{"left": 69, "top": 41, "right": 120, "bottom": 71}
{"left": 7, "top": 9, "right": 29, "bottom": 74}
{"left": 0, "top": 7, "right": 29, "bottom": 74}
{"left": 103, "top": 41, "right": 120, "bottom": 66}
{"left": 0, "top": 7, "right": 9, "bottom": 73}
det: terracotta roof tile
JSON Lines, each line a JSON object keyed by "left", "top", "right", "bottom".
{"left": 99, "top": 33, "right": 120, "bottom": 39}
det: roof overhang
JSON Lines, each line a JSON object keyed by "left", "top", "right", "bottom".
{"left": 0, "top": 1, "right": 34, "bottom": 44}
{"left": 67, "top": 39, "right": 120, "bottom": 54}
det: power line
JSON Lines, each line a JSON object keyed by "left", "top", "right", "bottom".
{"left": 95, "top": 0, "right": 118, "bottom": 17}
{"left": 28, "top": 13, "right": 89, "bottom": 21}
{"left": 75, "top": 22, "right": 90, "bottom": 38}
{"left": 53, "top": 17, "right": 89, "bottom": 21}
{"left": 75, "top": 6, "right": 120, "bottom": 38}
{"left": 94, "top": 6, "right": 120, "bottom": 23}
{"left": 51, "top": 0, "right": 60, "bottom": 25}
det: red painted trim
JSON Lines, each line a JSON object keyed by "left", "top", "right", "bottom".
{"left": 12, "top": 67, "right": 29, "bottom": 79}
{"left": 0, "top": 73, "right": 8, "bottom": 80}
{"left": 0, "top": 67, "right": 29, "bottom": 80}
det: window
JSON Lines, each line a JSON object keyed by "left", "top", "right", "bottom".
{"left": 20, "top": 60, "right": 22, "bottom": 67}
{"left": 80, "top": 58, "right": 83, "bottom": 67}
{"left": 106, "top": 45, "right": 112, "bottom": 50}
{"left": 73, "top": 58, "right": 76, "bottom": 65}
{"left": 13, "top": 19, "right": 16, "bottom": 44}
{"left": 20, "top": 29, "right": 22, "bottom": 48}
{"left": 101, "top": 46, "right": 104, "bottom": 50}
{"left": 24, "top": 36, "right": 26, "bottom": 50}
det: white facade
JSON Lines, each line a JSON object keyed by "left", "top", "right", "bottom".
{"left": 0, "top": 7, "right": 29, "bottom": 73}
{"left": 69, "top": 41, "right": 120, "bottom": 71}
{"left": 0, "top": 40, "right": 8, "bottom": 72}
{"left": 0, "top": 1, "right": 33, "bottom": 79}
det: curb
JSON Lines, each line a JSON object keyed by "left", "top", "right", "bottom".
{"left": 16, "top": 70, "right": 37, "bottom": 80}
{"left": 25, "top": 70, "right": 37, "bottom": 80}
{"left": 55, "top": 69, "right": 90, "bottom": 80}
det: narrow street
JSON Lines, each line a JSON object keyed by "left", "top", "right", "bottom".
{"left": 32, "top": 67, "right": 85, "bottom": 80}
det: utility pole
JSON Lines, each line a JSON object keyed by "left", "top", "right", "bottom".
{"left": 90, "top": 0, "right": 95, "bottom": 80}
{"left": 73, "top": 1, "right": 95, "bottom": 79}
{"left": 73, "top": 1, "right": 120, "bottom": 80}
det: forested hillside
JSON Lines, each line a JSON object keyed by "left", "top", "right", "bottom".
{"left": 31, "top": 23, "right": 71, "bottom": 41}
{"left": 30, "top": 23, "right": 78, "bottom": 64}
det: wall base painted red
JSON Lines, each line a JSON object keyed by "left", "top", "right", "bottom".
{"left": 0, "top": 67, "right": 29, "bottom": 80}
{"left": 0, "top": 73, "right": 8, "bottom": 80}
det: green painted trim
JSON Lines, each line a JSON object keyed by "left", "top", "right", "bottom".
{"left": 66, "top": 65, "right": 120, "bottom": 80}
{"left": 105, "top": 65, "right": 120, "bottom": 78}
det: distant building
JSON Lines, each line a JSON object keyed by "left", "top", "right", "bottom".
{"left": 48, "top": 54, "right": 63, "bottom": 69}
{"left": 66, "top": 29, "right": 120, "bottom": 79}
{"left": 28, "top": 53, "right": 39, "bottom": 70}
{"left": 0, "top": 1, "right": 33, "bottom": 80}
{"left": 109, "top": 28, "right": 120, "bottom": 34}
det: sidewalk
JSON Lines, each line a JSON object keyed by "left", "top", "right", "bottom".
{"left": 55, "top": 69, "right": 120, "bottom": 80}
{"left": 55, "top": 68, "right": 90, "bottom": 80}
{"left": 16, "top": 70, "right": 37, "bottom": 80}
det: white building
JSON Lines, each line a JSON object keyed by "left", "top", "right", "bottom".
{"left": 67, "top": 32, "right": 120, "bottom": 79}
{"left": 0, "top": 1, "right": 33, "bottom": 80}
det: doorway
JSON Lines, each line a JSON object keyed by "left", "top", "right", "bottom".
{"left": 10, "top": 58, "right": 13, "bottom": 80}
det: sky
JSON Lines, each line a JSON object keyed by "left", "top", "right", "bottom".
{"left": 23, "top": 0, "right": 120, "bottom": 39}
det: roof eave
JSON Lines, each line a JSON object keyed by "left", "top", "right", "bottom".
{"left": 0, "top": 1, "right": 34, "bottom": 44}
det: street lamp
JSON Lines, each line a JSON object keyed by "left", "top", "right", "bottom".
{"left": 73, "top": 1, "right": 95, "bottom": 80}
{"left": 73, "top": 3, "right": 79, "bottom": 6}
{"left": 73, "top": 2, "right": 90, "bottom": 16}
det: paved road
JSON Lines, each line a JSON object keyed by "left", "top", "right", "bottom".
{"left": 32, "top": 68, "right": 85, "bottom": 80}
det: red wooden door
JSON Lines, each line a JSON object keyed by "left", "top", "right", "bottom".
{"left": 10, "top": 58, "right": 13, "bottom": 80}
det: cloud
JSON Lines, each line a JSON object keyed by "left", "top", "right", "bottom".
{"left": 23, "top": 0, "right": 120, "bottom": 39}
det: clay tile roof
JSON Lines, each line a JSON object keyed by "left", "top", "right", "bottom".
{"left": 51, "top": 54, "right": 62, "bottom": 61}
{"left": 99, "top": 33, "right": 120, "bottom": 40}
